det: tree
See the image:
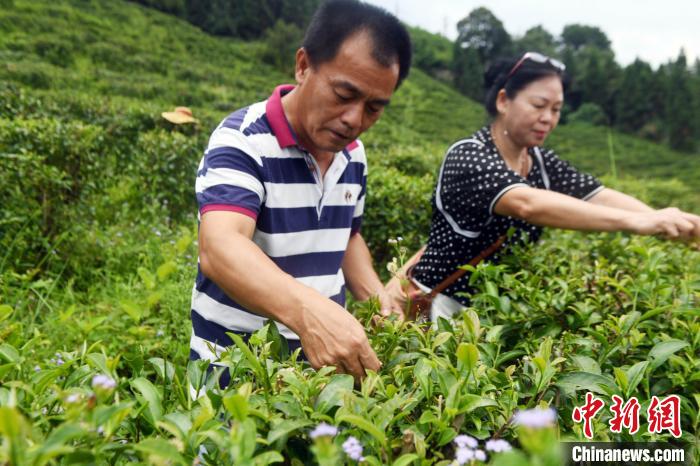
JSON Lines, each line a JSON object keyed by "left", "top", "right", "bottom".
{"left": 409, "top": 26, "right": 453, "bottom": 80}
{"left": 452, "top": 46, "right": 484, "bottom": 101}
{"left": 561, "top": 24, "right": 611, "bottom": 51}
{"left": 614, "top": 59, "right": 656, "bottom": 133}
{"left": 262, "top": 20, "right": 303, "bottom": 75}
{"left": 455, "top": 7, "right": 512, "bottom": 64}
{"left": 575, "top": 47, "right": 621, "bottom": 121}
{"left": 452, "top": 7, "right": 511, "bottom": 101}
{"left": 664, "top": 50, "right": 695, "bottom": 152}
{"left": 513, "top": 25, "right": 557, "bottom": 58}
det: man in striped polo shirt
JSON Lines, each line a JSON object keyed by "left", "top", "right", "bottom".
{"left": 191, "top": 0, "right": 412, "bottom": 383}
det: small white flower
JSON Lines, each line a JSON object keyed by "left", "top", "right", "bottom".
{"left": 65, "top": 393, "right": 81, "bottom": 404}
{"left": 485, "top": 438, "right": 512, "bottom": 452}
{"left": 474, "top": 449, "right": 487, "bottom": 461}
{"left": 387, "top": 238, "right": 398, "bottom": 245}
{"left": 454, "top": 434, "right": 478, "bottom": 449}
{"left": 342, "top": 436, "right": 365, "bottom": 461}
{"left": 310, "top": 422, "right": 338, "bottom": 439}
{"left": 34, "top": 365, "right": 41, "bottom": 372}
{"left": 92, "top": 374, "right": 117, "bottom": 390}
{"left": 513, "top": 407, "right": 557, "bottom": 428}
{"left": 455, "top": 447, "right": 475, "bottom": 465}
{"left": 156, "top": 329, "right": 165, "bottom": 337}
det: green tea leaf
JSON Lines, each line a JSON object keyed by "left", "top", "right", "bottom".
{"left": 391, "top": 453, "right": 420, "bottom": 466}
{"left": 223, "top": 393, "right": 249, "bottom": 422}
{"left": 337, "top": 413, "right": 387, "bottom": 448}
{"left": 131, "top": 377, "right": 163, "bottom": 423}
{"left": 649, "top": 340, "right": 689, "bottom": 371}
{"left": 557, "top": 371, "right": 616, "bottom": 396}
{"left": 134, "top": 438, "right": 185, "bottom": 464}
{"left": 624, "top": 361, "right": 649, "bottom": 396}
{"left": 267, "top": 419, "right": 314, "bottom": 444}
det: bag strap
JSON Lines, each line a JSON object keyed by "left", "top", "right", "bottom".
{"left": 408, "top": 235, "right": 507, "bottom": 299}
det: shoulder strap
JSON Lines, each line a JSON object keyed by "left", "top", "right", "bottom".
{"left": 410, "top": 235, "right": 507, "bottom": 299}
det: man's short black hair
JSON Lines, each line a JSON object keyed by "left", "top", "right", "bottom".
{"left": 302, "top": 0, "right": 412, "bottom": 89}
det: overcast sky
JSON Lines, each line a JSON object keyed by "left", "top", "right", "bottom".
{"left": 363, "top": 0, "right": 699, "bottom": 68}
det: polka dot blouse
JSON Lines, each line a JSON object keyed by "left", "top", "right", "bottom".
{"left": 412, "top": 125, "right": 604, "bottom": 305}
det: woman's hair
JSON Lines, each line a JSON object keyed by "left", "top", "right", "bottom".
{"left": 484, "top": 54, "right": 570, "bottom": 116}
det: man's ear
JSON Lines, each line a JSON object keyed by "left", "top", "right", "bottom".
{"left": 495, "top": 88, "right": 509, "bottom": 115}
{"left": 295, "top": 48, "right": 311, "bottom": 85}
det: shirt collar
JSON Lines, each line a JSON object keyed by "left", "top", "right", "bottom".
{"left": 266, "top": 84, "right": 298, "bottom": 148}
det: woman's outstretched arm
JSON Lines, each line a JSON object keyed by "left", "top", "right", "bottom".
{"left": 495, "top": 186, "right": 700, "bottom": 240}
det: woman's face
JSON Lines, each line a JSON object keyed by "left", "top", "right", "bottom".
{"left": 497, "top": 75, "right": 563, "bottom": 148}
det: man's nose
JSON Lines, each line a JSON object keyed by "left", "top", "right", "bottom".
{"left": 340, "top": 103, "right": 364, "bottom": 131}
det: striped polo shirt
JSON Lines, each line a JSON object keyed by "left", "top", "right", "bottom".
{"left": 190, "top": 84, "right": 367, "bottom": 363}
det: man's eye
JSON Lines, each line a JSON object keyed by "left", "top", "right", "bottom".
{"left": 335, "top": 92, "right": 352, "bottom": 101}
{"left": 366, "top": 105, "right": 381, "bottom": 114}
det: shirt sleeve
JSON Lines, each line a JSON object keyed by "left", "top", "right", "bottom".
{"left": 195, "top": 129, "right": 265, "bottom": 220}
{"left": 539, "top": 148, "right": 604, "bottom": 200}
{"left": 437, "top": 142, "right": 529, "bottom": 235}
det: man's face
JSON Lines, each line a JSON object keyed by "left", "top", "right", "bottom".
{"left": 291, "top": 31, "right": 400, "bottom": 154}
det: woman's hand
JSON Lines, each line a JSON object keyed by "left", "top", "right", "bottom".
{"left": 624, "top": 208, "right": 700, "bottom": 240}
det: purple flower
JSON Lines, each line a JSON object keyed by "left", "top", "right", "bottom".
{"left": 342, "top": 436, "right": 365, "bottom": 461}
{"left": 65, "top": 393, "right": 81, "bottom": 404}
{"left": 454, "top": 434, "right": 478, "bottom": 449}
{"left": 474, "top": 449, "right": 487, "bottom": 461}
{"left": 485, "top": 438, "right": 512, "bottom": 453}
{"left": 34, "top": 365, "right": 41, "bottom": 372}
{"left": 455, "top": 447, "right": 475, "bottom": 465}
{"left": 92, "top": 374, "right": 117, "bottom": 390}
{"left": 513, "top": 407, "right": 557, "bottom": 428}
{"left": 310, "top": 422, "right": 338, "bottom": 439}
{"left": 97, "top": 426, "right": 104, "bottom": 435}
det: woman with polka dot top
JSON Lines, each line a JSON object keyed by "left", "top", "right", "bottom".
{"left": 386, "top": 52, "right": 700, "bottom": 322}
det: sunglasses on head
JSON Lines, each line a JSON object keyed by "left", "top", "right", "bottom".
{"left": 506, "top": 52, "right": 566, "bottom": 79}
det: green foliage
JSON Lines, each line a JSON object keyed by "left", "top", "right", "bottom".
{"left": 614, "top": 59, "right": 657, "bottom": 133}
{"left": 664, "top": 51, "right": 696, "bottom": 152}
{"left": 455, "top": 7, "right": 512, "bottom": 64}
{"left": 408, "top": 26, "right": 453, "bottom": 81}
{"left": 560, "top": 24, "right": 611, "bottom": 51}
{"left": 567, "top": 103, "right": 608, "bottom": 126}
{"left": 132, "top": 0, "right": 320, "bottom": 40}
{"left": 512, "top": 26, "right": 557, "bottom": 58}
{"left": 261, "top": 20, "right": 302, "bottom": 75}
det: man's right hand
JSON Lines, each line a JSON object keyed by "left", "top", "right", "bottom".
{"left": 295, "top": 292, "right": 380, "bottom": 381}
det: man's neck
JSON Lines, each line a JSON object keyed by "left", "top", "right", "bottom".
{"left": 281, "top": 87, "right": 335, "bottom": 175}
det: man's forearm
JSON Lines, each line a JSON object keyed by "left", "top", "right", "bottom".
{"left": 341, "top": 233, "right": 384, "bottom": 301}
{"left": 200, "top": 220, "right": 317, "bottom": 335}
